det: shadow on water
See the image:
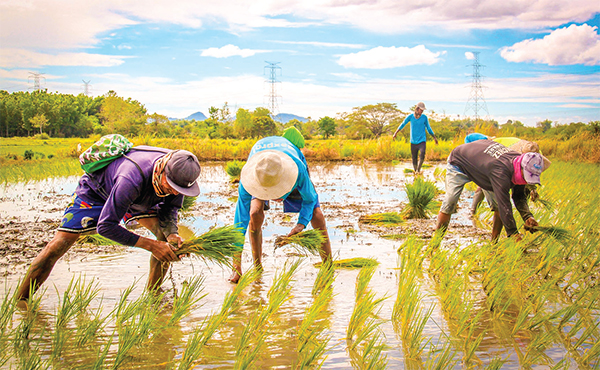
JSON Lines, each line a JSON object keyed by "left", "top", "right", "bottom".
{"left": 0, "top": 162, "right": 585, "bottom": 369}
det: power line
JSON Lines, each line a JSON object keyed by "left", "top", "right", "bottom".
{"left": 264, "top": 61, "right": 281, "bottom": 116}
{"left": 464, "top": 52, "right": 489, "bottom": 124}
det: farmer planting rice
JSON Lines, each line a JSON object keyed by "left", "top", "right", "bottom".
{"left": 229, "top": 127, "right": 332, "bottom": 283}
{"left": 392, "top": 101, "right": 439, "bottom": 175}
{"left": 434, "top": 139, "right": 550, "bottom": 242}
{"left": 17, "top": 144, "right": 201, "bottom": 301}
{"left": 464, "top": 134, "right": 550, "bottom": 215}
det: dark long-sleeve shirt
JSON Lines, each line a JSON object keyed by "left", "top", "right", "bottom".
{"left": 448, "top": 139, "right": 533, "bottom": 236}
{"left": 76, "top": 147, "right": 183, "bottom": 246}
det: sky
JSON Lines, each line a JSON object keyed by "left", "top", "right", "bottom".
{"left": 1, "top": 0, "right": 599, "bottom": 127}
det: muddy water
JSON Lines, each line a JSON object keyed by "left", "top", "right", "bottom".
{"left": 0, "top": 162, "right": 534, "bottom": 368}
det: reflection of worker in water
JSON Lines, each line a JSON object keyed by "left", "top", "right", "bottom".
{"left": 434, "top": 139, "right": 549, "bottom": 242}
{"left": 465, "top": 134, "right": 550, "bottom": 215}
{"left": 392, "top": 102, "right": 439, "bottom": 175}
{"left": 17, "top": 148, "right": 201, "bottom": 301}
{"left": 230, "top": 127, "right": 332, "bottom": 283}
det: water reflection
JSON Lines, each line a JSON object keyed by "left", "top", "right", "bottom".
{"left": 0, "top": 162, "right": 576, "bottom": 369}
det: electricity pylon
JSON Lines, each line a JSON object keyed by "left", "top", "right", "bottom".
{"left": 464, "top": 52, "right": 489, "bottom": 124}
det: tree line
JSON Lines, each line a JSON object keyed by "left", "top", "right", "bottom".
{"left": 1, "top": 90, "right": 598, "bottom": 141}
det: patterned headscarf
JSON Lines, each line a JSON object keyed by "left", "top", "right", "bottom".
{"left": 152, "top": 151, "right": 175, "bottom": 197}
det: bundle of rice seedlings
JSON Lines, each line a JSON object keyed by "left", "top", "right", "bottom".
{"left": 225, "top": 160, "right": 244, "bottom": 182}
{"left": 403, "top": 177, "right": 440, "bottom": 219}
{"left": 274, "top": 229, "right": 325, "bottom": 256}
{"left": 529, "top": 225, "right": 572, "bottom": 243}
{"left": 404, "top": 168, "right": 414, "bottom": 174}
{"left": 315, "top": 257, "right": 379, "bottom": 269}
{"left": 532, "top": 197, "right": 553, "bottom": 210}
{"left": 358, "top": 212, "right": 404, "bottom": 225}
{"left": 78, "top": 234, "right": 116, "bottom": 246}
{"left": 175, "top": 225, "right": 245, "bottom": 267}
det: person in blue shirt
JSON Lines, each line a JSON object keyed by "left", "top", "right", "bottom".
{"left": 230, "top": 133, "right": 332, "bottom": 283}
{"left": 392, "top": 102, "right": 438, "bottom": 175}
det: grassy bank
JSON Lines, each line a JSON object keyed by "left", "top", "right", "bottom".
{"left": 1, "top": 135, "right": 598, "bottom": 183}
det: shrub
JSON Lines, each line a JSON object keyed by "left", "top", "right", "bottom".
{"left": 24, "top": 150, "right": 34, "bottom": 160}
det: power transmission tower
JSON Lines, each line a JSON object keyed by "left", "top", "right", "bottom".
{"left": 28, "top": 72, "right": 46, "bottom": 91}
{"left": 464, "top": 52, "right": 489, "bottom": 124}
{"left": 82, "top": 80, "right": 91, "bottom": 96}
{"left": 264, "top": 61, "right": 281, "bottom": 116}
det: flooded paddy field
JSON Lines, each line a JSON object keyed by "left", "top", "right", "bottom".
{"left": 0, "top": 161, "right": 597, "bottom": 369}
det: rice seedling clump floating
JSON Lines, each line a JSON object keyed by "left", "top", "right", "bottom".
{"left": 359, "top": 212, "right": 404, "bottom": 225}
{"left": 315, "top": 257, "right": 379, "bottom": 269}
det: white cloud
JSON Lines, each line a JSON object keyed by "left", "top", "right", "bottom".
{"left": 465, "top": 52, "right": 475, "bottom": 60}
{"left": 500, "top": 24, "right": 600, "bottom": 66}
{"left": 0, "top": 49, "right": 128, "bottom": 69}
{"left": 2, "top": 0, "right": 598, "bottom": 54}
{"left": 201, "top": 44, "right": 269, "bottom": 58}
{"left": 338, "top": 45, "right": 444, "bottom": 69}
{"left": 270, "top": 40, "right": 366, "bottom": 49}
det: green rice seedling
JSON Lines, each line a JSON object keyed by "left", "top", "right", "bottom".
{"left": 423, "top": 337, "right": 458, "bottom": 370}
{"left": 403, "top": 177, "right": 439, "bottom": 219}
{"left": 346, "top": 266, "right": 386, "bottom": 346}
{"left": 74, "top": 304, "right": 107, "bottom": 347}
{"left": 0, "top": 286, "right": 17, "bottom": 368}
{"left": 275, "top": 229, "right": 326, "bottom": 256}
{"left": 314, "top": 257, "right": 379, "bottom": 269}
{"left": 14, "top": 284, "right": 45, "bottom": 352}
{"left": 529, "top": 225, "right": 573, "bottom": 244}
{"left": 180, "top": 195, "right": 197, "bottom": 213}
{"left": 78, "top": 234, "right": 117, "bottom": 246}
{"left": 177, "top": 268, "right": 260, "bottom": 370}
{"left": 225, "top": 160, "right": 245, "bottom": 182}
{"left": 358, "top": 212, "right": 404, "bottom": 225}
{"left": 295, "top": 261, "right": 336, "bottom": 369}
{"left": 433, "top": 167, "right": 446, "bottom": 183}
{"left": 175, "top": 225, "right": 245, "bottom": 266}
{"left": 112, "top": 290, "right": 164, "bottom": 369}
{"left": 168, "top": 275, "right": 207, "bottom": 326}
{"left": 234, "top": 260, "right": 301, "bottom": 370}
{"left": 404, "top": 168, "right": 414, "bottom": 174}
{"left": 346, "top": 266, "right": 388, "bottom": 368}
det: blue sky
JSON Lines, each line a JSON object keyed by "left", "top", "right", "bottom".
{"left": 1, "top": 0, "right": 599, "bottom": 126}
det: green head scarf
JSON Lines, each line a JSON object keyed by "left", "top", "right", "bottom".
{"left": 282, "top": 126, "right": 305, "bottom": 148}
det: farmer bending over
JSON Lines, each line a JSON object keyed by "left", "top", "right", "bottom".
{"left": 392, "top": 101, "right": 438, "bottom": 175}
{"left": 434, "top": 139, "right": 549, "bottom": 242}
{"left": 17, "top": 148, "right": 201, "bottom": 301}
{"left": 230, "top": 128, "right": 332, "bottom": 283}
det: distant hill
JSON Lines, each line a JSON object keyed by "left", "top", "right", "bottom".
{"left": 274, "top": 113, "right": 308, "bottom": 123}
{"left": 186, "top": 111, "right": 207, "bottom": 121}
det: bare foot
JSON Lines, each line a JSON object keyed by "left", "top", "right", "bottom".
{"left": 228, "top": 271, "right": 241, "bottom": 284}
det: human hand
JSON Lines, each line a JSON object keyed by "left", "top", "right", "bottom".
{"left": 167, "top": 234, "right": 189, "bottom": 258}
{"left": 137, "top": 237, "right": 180, "bottom": 263}
{"left": 392, "top": 132, "right": 397, "bottom": 140}
{"left": 434, "top": 137, "right": 439, "bottom": 145}
{"left": 524, "top": 218, "right": 539, "bottom": 233}
{"left": 287, "top": 224, "right": 305, "bottom": 237}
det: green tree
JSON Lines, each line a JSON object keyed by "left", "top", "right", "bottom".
{"left": 536, "top": 119, "right": 553, "bottom": 133}
{"left": 344, "top": 103, "right": 404, "bottom": 138}
{"left": 29, "top": 113, "right": 48, "bottom": 135}
{"left": 98, "top": 91, "right": 147, "bottom": 136}
{"left": 318, "top": 116, "right": 336, "bottom": 138}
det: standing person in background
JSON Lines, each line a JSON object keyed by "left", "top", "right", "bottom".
{"left": 392, "top": 102, "right": 439, "bottom": 175}
{"left": 230, "top": 130, "right": 332, "bottom": 283}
